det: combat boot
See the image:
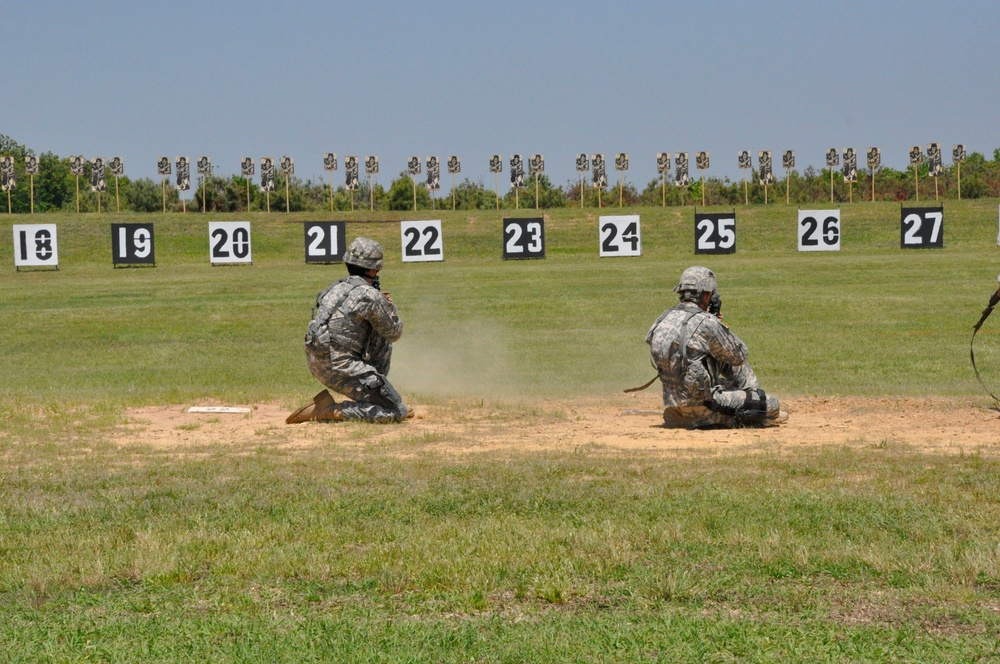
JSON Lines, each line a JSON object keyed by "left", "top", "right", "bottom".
{"left": 285, "top": 389, "right": 344, "bottom": 424}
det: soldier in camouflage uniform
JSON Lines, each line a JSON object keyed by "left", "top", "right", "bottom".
{"left": 646, "top": 266, "right": 786, "bottom": 429}
{"left": 286, "top": 237, "right": 411, "bottom": 424}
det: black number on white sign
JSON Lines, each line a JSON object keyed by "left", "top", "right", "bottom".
{"left": 900, "top": 208, "right": 943, "bottom": 248}
{"left": 401, "top": 220, "right": 444, "bottom": 262}
{"left": 112, "top": 223, "right": 156, "bottom": 265}
{"left": 303, "top": 221, "right": 346, "bottom": 263}
{"left": 797, "top": 210, "right": 840, "bottom": 251}
{"left": 694, "top": 214, "right": 736, "bottom": 254}
{"left": 599, "top": 215, "right": 641, "bottom": 257}
{"left": 13, "top": 224, "right": 59, "bottom": 268}
{"left": 209, "top": 222, "right": 253, "bottom": 264}
{"left": 502, "top": 218, "right": 545, "bottom": 259}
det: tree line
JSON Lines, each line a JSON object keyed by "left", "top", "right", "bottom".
{"left": 3, "top": 133, "right": 1000, "bottom": 214}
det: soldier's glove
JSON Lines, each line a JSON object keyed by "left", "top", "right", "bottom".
{"left": 708, "top": 291, "right": 722, "bottom": 317}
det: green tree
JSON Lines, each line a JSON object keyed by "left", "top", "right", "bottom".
{"left": 387, "top": 173, "right": 432, "bottom": 211}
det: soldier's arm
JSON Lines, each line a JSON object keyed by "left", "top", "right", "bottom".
{"left": 703, "top": 317, "right": 749, "bottom": 366}
{"left": 356, "top": 290, "right": 404, "bottom": 342}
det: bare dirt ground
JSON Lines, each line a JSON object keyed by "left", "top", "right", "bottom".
{"left": 112, "top": 394, "right": 1000, "bottom": 457}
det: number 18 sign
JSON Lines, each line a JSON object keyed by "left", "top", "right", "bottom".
{"left": 400, "top": 220, "right": 444, "bottom": 262}
{"left": 599, "top": 215, "right": 641, "bottom": 257}
{"left": 13, "top": 224, "right": 59, "bottom": 269}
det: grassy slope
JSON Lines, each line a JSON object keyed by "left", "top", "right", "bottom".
{"left": 2, "top": 203, "right": 1000, "bottom": 661}
{"left": 2, "top": 200, "right": 999, "bottom": 403}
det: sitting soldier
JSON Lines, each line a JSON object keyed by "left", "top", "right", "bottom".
{"left": 645, "top": 266, "right": 786, "bottom": 429}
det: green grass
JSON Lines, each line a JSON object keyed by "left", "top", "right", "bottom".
{"left": 3, "top": 203, "right": 1000, "bottom": 660}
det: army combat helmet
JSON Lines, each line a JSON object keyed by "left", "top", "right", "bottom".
{"left": 344, "top": 237, "right": 384, "bottom": 271}
{"left": 673, "top": 266, "right": 717, "bottom": 296}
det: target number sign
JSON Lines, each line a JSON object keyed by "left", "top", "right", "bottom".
{"left": 112, "top": 223, "right": 156, "bottom": 265}
{"left": 13, "top": 224, "right": 59, "bottom": 268}
{"left": 303, "top": 221, "right": 346, "bottom": 264}
{"left": 599, "top": 215, "right": 641, "bottom": 257}
{"left": 694, "top": 213, "right": 736, "bottom": 254}
{"left": 797, "top": 210, "right": 840, "bottom": 251}
{"left": 900, "top": 207, "right": 944, "bottom": 249}
{"left": 502, "top": 217, "right": 545, "bottom": 259}
{"left": 401, "top": 220, "right": 444, "bottom": 263}
{"left": 209, "top": 221, "right": 252, "bottom": 264}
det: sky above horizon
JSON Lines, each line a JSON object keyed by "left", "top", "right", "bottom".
{"left": 5, "top": 0, "right": 999, "bottom": 191}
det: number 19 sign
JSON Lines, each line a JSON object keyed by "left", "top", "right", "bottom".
{"left": 400, "top": 220, "right": 444, "bottom": 262}
{"left": 599, "top": 215, "right": 641, "bottom": 257}
{"left": 112, "top": 223, "right": 156, "bottom": 266}
{"left": 209, "top": 221, "right": 252, "bottom": 264}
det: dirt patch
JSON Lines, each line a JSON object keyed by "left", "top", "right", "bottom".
{"left": 111, "top": 394, "right": 1000, "bottom": 457}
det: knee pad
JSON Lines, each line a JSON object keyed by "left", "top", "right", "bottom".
{"left": 705, "top": 388, "right": 769, "bottom": 426}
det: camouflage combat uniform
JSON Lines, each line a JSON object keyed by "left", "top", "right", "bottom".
{"left": 304, "top": 275, "right": 409, "bottom": 423}
{"left": 646, "top": 301, "right": 779, "bottom": 428}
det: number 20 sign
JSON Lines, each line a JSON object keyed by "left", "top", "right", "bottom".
{"left": 599, "top": 215, "right": 641, "bottom": 257}
{"left": 209, "top": 221, "right": 252, "bottom": 264}
{"left": 400, "top": 220, "right": 444, "bottom": 262}
{"left": 797, "top": 210, "right": 840, "bottom": 251}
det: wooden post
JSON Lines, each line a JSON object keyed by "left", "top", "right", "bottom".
{"left": 785, "top": 169, "right": 790, "bottom": 204}
{"left": 201, "top": 176, "right": 206, "bottom": 213}
{"left": 370, "top": 175, "right": 374, "bottom": 211}
{"left": 535, "top": 172, "right": 539, "bottom": 210}
{"left": 515, "top": 186, "right": 519, "bottom": 210}
{"left": 743, "top": 173, "right": 748, "bottom": 206}
{"left": 764, "top": 183, "right": 768, "bottom": 205}
{"left": 115, "top": 176, "right": 120, "bottom": 213}
{"left": 957, "top": 163, "right": 962, "bottom": 200}
{"left": 452, "top": 173, "right": 456, "bottom": 211}
{"left": 412, "top": 176, "right": 417, "bottom": 212}
{"left": 848, "top": 182, "right": 853, "bottom": 203}
{"left": 97, "top": 192, "right": 101, "bottom": 214}
{"left": 6, "top": 190, "right": 10, "bottom": 214}
{"left": 76, "top": 175, "right": 80, "bottom": 213}
{"left": 246, "top": 179, "right": 250, "bottom": 212}
{"left": 661, "top": 172, "right": 665, "bottom": 207}
{"left": 871, "top": 170, "right": 875, "bottom": 202}
{"left": 495, "top": 173, "right": 499, "bottom": 210}
{"left": 329, "top": 172, "right": 334, "bottom": 212}
{"left": 914, "top": 165, "right": 919, "bottom": 202}
{"left": 829, "top": 170, "right": 833, "bottom": 203}
{"left": 266, "top": 191, "right": 270, "bottom": 213}
{"left": 700, "top": 174, "right": 705, "bottom": 206}
{"left": 285, "top": 175, "right": 290, "bottom": 213}
{"left": 580, "top": 173, "right": 584, "bottom": 208}
{"left": 161, "top": 178, "right": 166, "bottom": 213}
{"left": 30, "top": 174, "right": 34, "bottom": 214}
{"left": 934, "top": 175, "right": 939, "bottom": 201}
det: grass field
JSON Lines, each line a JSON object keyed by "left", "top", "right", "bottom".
{"left": 2, "top": 202, "right": 1000, "bottom": 661}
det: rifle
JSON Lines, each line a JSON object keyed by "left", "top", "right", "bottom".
{"left": 970, "top": 275, "right": 1000, "bottom": 403}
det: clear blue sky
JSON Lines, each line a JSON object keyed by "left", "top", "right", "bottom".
{"left": 6, "top": 0, "right": 999, "bottom": 191}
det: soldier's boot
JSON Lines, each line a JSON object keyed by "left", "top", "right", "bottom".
{"left": 285, "top": 389, "right": 344, "bottom": 424}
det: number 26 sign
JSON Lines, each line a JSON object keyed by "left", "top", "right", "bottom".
{"left": 798, "top": 210, "right": 840, "bottom": 251}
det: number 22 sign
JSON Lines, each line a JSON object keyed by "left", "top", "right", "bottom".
{"left": 400, "top": 220, "right": 444, "bottom": 262}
